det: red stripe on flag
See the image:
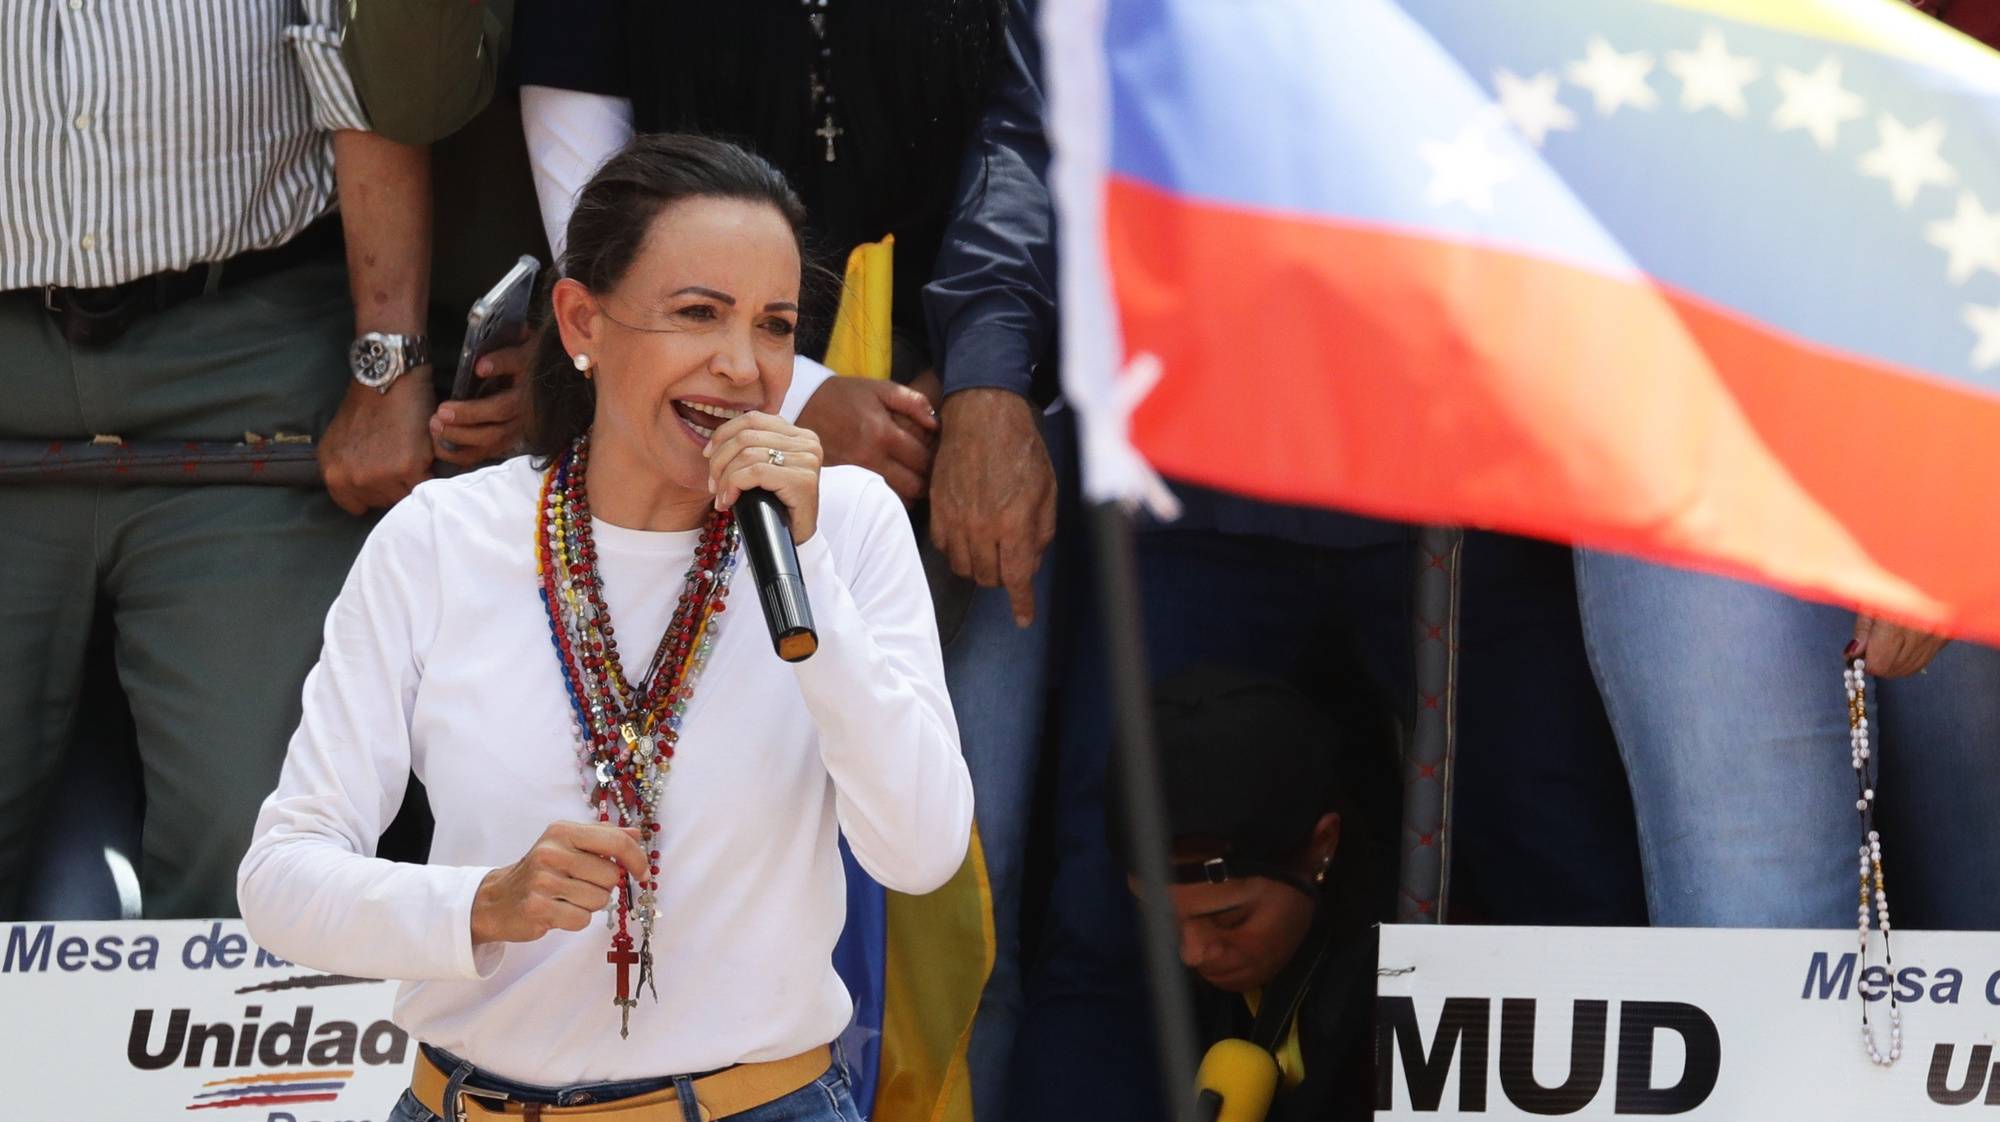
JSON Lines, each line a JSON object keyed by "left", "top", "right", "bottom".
{"left": 1107, "top": 175, "right": 2000, "bottom": 641}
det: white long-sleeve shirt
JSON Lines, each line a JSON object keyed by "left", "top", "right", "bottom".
{"left": 237, "top": 457, "right": 972, "bottom": 1084}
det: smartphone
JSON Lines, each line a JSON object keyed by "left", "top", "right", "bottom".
{"left": 450, "top": 255, "right": 541, "bottom": 401}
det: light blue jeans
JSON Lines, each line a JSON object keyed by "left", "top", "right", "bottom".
{"left": 1575, "top": 552, "right": 2000, "bottom": 929}
{"left": 946, "top": 411, "right": 1068, "bottom": 1122}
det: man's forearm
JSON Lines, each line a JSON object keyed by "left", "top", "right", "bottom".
{"left": 319, "top": 129, "right": 437, "bottom": 516}
{"left": 332, "top": 129, "right": 432, "bottom": 338}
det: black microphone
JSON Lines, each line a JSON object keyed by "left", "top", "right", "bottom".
{"left": 735, "top": 488, "right": 818, "bottom": 662}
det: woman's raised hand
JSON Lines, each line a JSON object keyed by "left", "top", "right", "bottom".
{"left": 705, "top": 412, "right": 825, "bottom": 544}
{"left": 470, "top": 822, "right": 650, "bottom": 946}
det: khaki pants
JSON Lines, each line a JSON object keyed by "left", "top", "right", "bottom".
{"left": 0, "top": 257, "right": 371, "bottom": 918}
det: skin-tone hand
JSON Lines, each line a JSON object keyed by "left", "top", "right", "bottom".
{"left": 319, "top": 372, "right": 436, "bottom": 515}
{"left": 929, "top": 387, "right": 1057, "bottom": 628}
{"left": 704, "top": 411, "right": 825, "bottom": 544}
{"left": 1851, "top": 614, "right": 1950, "bottom": 678}
{"left": 470, "top": 822, "right": 650, "bottom": 946}
{"left": 432, "top": 332, "right": 535, "bottom": 467}
{"left": 794, "top": 375, "right": 938, "bottom": 503}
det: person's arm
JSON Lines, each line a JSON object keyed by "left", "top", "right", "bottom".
{"left": 237, "top": 493, "right": 501, "bottom": 981}
{"left": 791, "top": 478, "right": 975, "bottom": 894}
{"left": 923, "top": 0, "right": 1060, "bottom": 626}
{"left": 319, "top": 131, "right": 438, "bottom": 514}
{"left": 780, "top": 355, "right": 840, "bottom": 423}
{"left": 921, "top": 0, "right": 1056, "bottom": 403}
{"left": 521, "top": 86, "right": 635, "bottom": 259}
{"left": 287, "top": 2, "right": 438, "bottom": 515}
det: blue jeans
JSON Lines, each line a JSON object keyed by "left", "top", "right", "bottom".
{"left": 386, "top": 1047, "right": 861, "bottom": 1122}
{"left": 1449, "top": 533, "right": 1646, "bottom": 925}
{"left": 947, "top": 411, "right": 1067, "bottom": 1122}
{"left": 1575, "top": 552, "right": 2000, "bottom": 928}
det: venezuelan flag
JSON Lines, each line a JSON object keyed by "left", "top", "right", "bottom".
{"left": 821, "top": 236, "right": 994, "bottom": 1122}
{"left": 1049, "top": 0, "right": 2000, "bottom": 639}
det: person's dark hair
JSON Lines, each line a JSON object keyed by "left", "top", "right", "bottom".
{"left": 526, "top": 132, "right": 812, "bottom": 461}
{"left": 1112, "top": 662, "right": 1402, "bottom": 925}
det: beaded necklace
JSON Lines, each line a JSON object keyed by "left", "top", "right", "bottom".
{"left": 1844, "top": 658, "right": 1901, "bottom": 1066}
{"left": 535, "top": 434, "right": 740, "bottom": 1038}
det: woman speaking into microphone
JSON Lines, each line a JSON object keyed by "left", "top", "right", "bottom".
{"left": 237, "top": 133, "right": 972, "bottom": 1122}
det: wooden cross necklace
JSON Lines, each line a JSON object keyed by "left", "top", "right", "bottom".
{"left": 803, "top": 0, "right": 843, "bottom": 161}
{"left": 609, "top": 931, "right": 641, "bottom": 1031}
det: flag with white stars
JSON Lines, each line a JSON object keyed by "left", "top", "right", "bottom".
{"left": 1048, "top": 0, "right": 2000, "bottom": 639}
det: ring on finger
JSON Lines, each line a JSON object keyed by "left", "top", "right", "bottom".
{"left": 767, "top": 448, "right": 786, "bottom": 467}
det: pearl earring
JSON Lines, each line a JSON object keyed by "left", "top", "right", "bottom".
{"left": 572, "top": 353, "right": 593, "bottom": 373}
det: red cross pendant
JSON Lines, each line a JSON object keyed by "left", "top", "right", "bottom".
{"left": 609, "top": 932, "right": 640, "bottom": 1038}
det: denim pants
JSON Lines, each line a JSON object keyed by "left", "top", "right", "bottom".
{"left": 946, "top": 411, "right": 1068, "bottom": 1122}
{"left": 1575, "top": 552, "right": 2000, "bottom": 928}
{"left": 386, "top": 1047, "right": 862, "bottom": 1122}
{"left": 1448, "top": 533, "right": 1647, "bottom": 925}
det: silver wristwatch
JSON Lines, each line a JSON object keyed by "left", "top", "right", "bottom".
{"left": 348, "top": 332, "right": 431, "bottom": 393}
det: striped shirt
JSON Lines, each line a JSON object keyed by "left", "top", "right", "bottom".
{"left": 0, "top": 0, "right": 370, "bottom": 290}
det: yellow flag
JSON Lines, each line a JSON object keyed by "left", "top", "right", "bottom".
{"left": 875, "top": 830, "right": 995, "bottom": 1122}
{"left": 823, "top": 235, "right": 895, "bottom": 380}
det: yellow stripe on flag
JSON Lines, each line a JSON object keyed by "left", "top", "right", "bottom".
{"left": 1649, "top": 0, "right": 2000, "bottom": 88}
{"left": 822, "top": 233, "right": 988, "bottom": 1122}
{"left": 823, "top": 235, "right": 896, "bottom": 380}
{"left": 875, "top": 828, "right": 995, "bottom": 1122}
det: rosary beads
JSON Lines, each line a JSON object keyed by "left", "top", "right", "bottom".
{"left": 1845, "top": 658, "right": 1900, "bottom": 1067}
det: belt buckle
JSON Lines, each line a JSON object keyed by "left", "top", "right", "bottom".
{"left": 455, "top": 1087, "right": 511, "bottom": 1122}
{"left": 42, "top": 284, "right": 61, "bottom": 313}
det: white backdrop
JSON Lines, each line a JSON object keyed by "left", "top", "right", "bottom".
{"left": 3, "top": 920, "right": 408, "bottom": 1121}
{"left": 1379, "top": 925, "right": 2000, "bottom": 1118}
{"left": 19, "top": 919, "right": 2000, "bottom": 1119}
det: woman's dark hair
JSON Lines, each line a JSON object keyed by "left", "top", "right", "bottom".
{"left": 1113, "top": 660, "right": 1404, "bottom": 927}
{"left": 526, "top": 132, "right": 811, "bottom": 461}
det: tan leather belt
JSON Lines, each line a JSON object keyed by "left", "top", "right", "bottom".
{"left": 412, "top": 1044, "right": 830, "bottom": 1122}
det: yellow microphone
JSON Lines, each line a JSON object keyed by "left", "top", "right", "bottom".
{"left": 1193, "top": 1038, "right": 1281, "bottom": 1122}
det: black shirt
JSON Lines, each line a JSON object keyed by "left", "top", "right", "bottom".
{"left": 1191, "top": 922, "right": 1379, "bottom": 1122}
{"left": 510, "top": 0, "right": 1012, "bottom": 378}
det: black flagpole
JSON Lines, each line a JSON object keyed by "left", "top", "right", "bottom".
{"left": 1089, "top": 499, "right": 1201, "bottom": 1116}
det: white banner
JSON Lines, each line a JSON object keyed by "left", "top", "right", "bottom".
{"left": 1378, "top": 925, "right": 2000, "bottom": 1118}
{"left": 3, "top": 920, "right": 409, "bottom": 1121}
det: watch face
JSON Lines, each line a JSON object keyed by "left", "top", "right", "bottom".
{"left": 351, "top": 336, "right": 398, "bottom": 387}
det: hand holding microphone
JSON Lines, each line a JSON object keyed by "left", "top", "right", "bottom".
{"left": 705, "top": 412, "right": 820, "bottom": 662}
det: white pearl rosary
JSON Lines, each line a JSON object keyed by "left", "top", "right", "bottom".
{"left": 1846, "top": 658, "right": 1901, "bottom": 1066}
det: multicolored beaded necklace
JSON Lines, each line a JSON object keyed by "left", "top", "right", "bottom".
{"left": 535, "top": 433, "right": 740, "bottom": 1038}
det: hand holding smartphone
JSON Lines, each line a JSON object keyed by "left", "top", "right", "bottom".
{"left": 452, "top": 255, "right": 541, "bottom": 402}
